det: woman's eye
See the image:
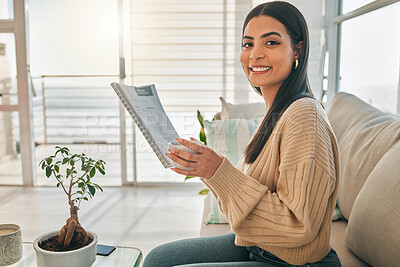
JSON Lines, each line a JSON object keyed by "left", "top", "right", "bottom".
{"left": 242, "top": 42, "right": 253, "bottom": 48}
{"left": 266, "top": 40, "right": 280, "bottom": 46}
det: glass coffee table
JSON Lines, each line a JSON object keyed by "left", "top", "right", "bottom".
{"left": 9, "top": 242, "right": 142, "bottom": 267}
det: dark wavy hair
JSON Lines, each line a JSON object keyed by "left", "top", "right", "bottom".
{"left": 243, "top": 1, "right": 315, "bottom": 164}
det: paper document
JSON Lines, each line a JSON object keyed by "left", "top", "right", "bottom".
{"left": 111, "top": 82, "right": 179, "bottom": 168}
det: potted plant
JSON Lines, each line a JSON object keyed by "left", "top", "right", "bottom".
{"left": 33, "top": 146, "right": 106, "bottom": 267}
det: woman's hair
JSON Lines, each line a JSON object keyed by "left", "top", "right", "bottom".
{"left": 243, "top": 1, "right": 315, "bottom": 164}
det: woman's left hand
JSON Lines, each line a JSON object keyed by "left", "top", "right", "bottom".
{"left": 166, "top": 137, "right": 224, "bottom": 179}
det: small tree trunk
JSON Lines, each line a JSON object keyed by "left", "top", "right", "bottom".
{"left": 58, "top": 204, "right": 89, "bottom": 248}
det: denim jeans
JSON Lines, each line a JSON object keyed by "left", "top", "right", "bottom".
{"left": 143, "top": 233, "right": 342, "bottom": 267}
{"left": 247, "top": 245, "right": 342, "bottom": 267}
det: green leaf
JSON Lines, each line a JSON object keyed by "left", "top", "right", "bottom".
{"left": 197, "top": 110, "right": 207, "bottom": 145}
{"left": 90, "top": 167, "right": 96, "bottom": 178}
{"left": 93, "top": 183, "right": 103, "bottom": 192}
{"left": 83, "top": 197, "right": 89, "bottom": 201}
{"left": 56, "top": 182, "right": 60, "bottom": 187}
{"left": 198, "top": 188, "right": 209, "bottom": 195}
{"left": 54, "top": 165, "right": 60, "bottom": 173}
{"left": 62, "top": 158, "right": 69, "bottom": 165}
{"left": 88, "top": 185, "right": 95, "bottom": 196}
{"left": 78, "top": 182, "right": 85, "bottom": 188}
{"left": 199, "top": 128, "right": 207, "bottom": 146}
{"left": 45, "top": 166, "right": 52, "bottom": 178}
{"left": 55, "top": 146, "right": 62, "bottom": 156}
{"left": 184, "top": 176, "right": 196, "bottom": 181}
{"left": 197, "top": 110, "right": 205, "bottom": 128}
{"left": 66, "top": 168, "right": 71, "bottom": 178}
{"left": 45, "top": 157, "right": 52, "bottom": 165}
{"left": 90, "top": 183, "right": 104, "bottom": 192}
{"left": 98, "top": 167, "right": 105, "bottom": 175}
{"left": 41, "top": 160, "right": 46, "bottom": 169}
{"left": 70, "top": 160, "right": 75, "bottom": 167}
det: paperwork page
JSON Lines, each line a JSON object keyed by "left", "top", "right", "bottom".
{"left": 112, "top": 83, "right": 179, "bottom": 168}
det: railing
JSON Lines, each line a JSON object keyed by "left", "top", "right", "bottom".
{"left": 31, "top": 75, "right": 121, "bottom": 144}
{"left": 29, "top": 74, "right": 222, "bottom": 145}
{"left": 25, "top": 74, "right": 209, "bottom": 185}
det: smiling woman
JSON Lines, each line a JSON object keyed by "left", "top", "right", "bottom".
{"left": 144, "top": 2, "right": 341, "bottom": 266}
{"left": 240, "top": 16, "right": 301, "bottom": 113}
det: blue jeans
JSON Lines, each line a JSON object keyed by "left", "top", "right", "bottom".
{"left": 143, "top": 233, "right": 342, "bottom": 267}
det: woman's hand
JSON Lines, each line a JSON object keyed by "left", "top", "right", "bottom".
{"left": 166, "top": 137, "right": 224, "bottom": 179}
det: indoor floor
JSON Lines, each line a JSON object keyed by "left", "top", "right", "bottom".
{"left": 0, "top": 183, "right": 206, "bottom": 264}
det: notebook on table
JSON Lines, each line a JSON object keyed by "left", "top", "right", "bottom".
{"left": 110, "top": 82, "right": 179, "bottom": 168}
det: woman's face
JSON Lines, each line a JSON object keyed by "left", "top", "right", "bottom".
{"left": 240, "top": 15, "right": 299, "bottom": 94}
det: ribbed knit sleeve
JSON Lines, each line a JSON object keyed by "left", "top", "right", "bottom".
{"left": 202, "top": 99, "right": 339, "bottom": 265}
{"left": 204, "top": 158, "right": 335, "bottom": 244}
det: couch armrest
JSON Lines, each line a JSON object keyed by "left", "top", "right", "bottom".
{"left": 199, "top": 193, "right": 232, "bottom": 237}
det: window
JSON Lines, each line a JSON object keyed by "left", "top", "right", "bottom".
{"left": 130, "top": 0, "right": 238, "bottom": 113}
{"left": 342, "top": 0, "right": 376, "bottom": 13}
{"left": 339, "top": 2, "right": 400, "bottom": 113}
{"left": 130, "top": 0, "right": 252, "bottom": 182}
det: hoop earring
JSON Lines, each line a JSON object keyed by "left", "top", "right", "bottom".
{"left": 294, "top": 59, "right": 299, "bottom": 69}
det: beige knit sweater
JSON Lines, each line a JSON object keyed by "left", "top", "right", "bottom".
{"left": 201, "top": 97, "right": 340, "bottom": 265}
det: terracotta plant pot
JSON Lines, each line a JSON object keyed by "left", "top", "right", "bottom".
{"left": 33, "top": 231, "right": 97, "bottom": 267}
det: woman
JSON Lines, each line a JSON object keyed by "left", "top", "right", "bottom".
{"left": 143, "top": 1, "right": 341, "bottom": 266}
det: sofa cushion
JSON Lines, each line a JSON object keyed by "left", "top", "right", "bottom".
{"left": 206, "top": 191, "right": 229, "bottom": 224}
{"left": 331, "top": 221, "right": 369, "bottom": 267}
{"left": 327, "top": 92, "right": 400, "bottom": 219}
{"left": 219, "top": 97, "right": 266, "bottom": 120}
{"left": 204, "top": 117, "right": 262, "bottom": 167}
{"left": 346, "top": 141, "right": 400, "bottom": 267}
{"left": 200, "top": 194, "right": 232, "bottom": 236}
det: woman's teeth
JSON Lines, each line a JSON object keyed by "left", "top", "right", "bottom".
{"left": 251, "top": 67, "right": 271, "bottom": 72}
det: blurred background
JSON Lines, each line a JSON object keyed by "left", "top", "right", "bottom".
{"left": 0, "top": 0, "right": 399, "bottom": 186}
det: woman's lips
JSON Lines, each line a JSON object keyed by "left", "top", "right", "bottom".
{"left": 250, "top": 66, "right": 271, "bottom": 74}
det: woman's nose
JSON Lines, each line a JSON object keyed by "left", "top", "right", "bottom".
{"left": 250, "top": 45, "right": 265, "bottom": 60}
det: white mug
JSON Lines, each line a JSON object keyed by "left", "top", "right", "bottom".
{"left": 168, "top": 140, "right": 205, "bottom": 170}
{"left": 0, "top": 224, "right": 22, "bottom": 266}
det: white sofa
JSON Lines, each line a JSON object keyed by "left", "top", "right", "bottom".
{"left": 200, "top": 92, "right": 400, "bottom": 267}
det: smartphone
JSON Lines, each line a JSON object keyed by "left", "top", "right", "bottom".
{"left": 97, "top": 244, "right": 116, "bottom": 256}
